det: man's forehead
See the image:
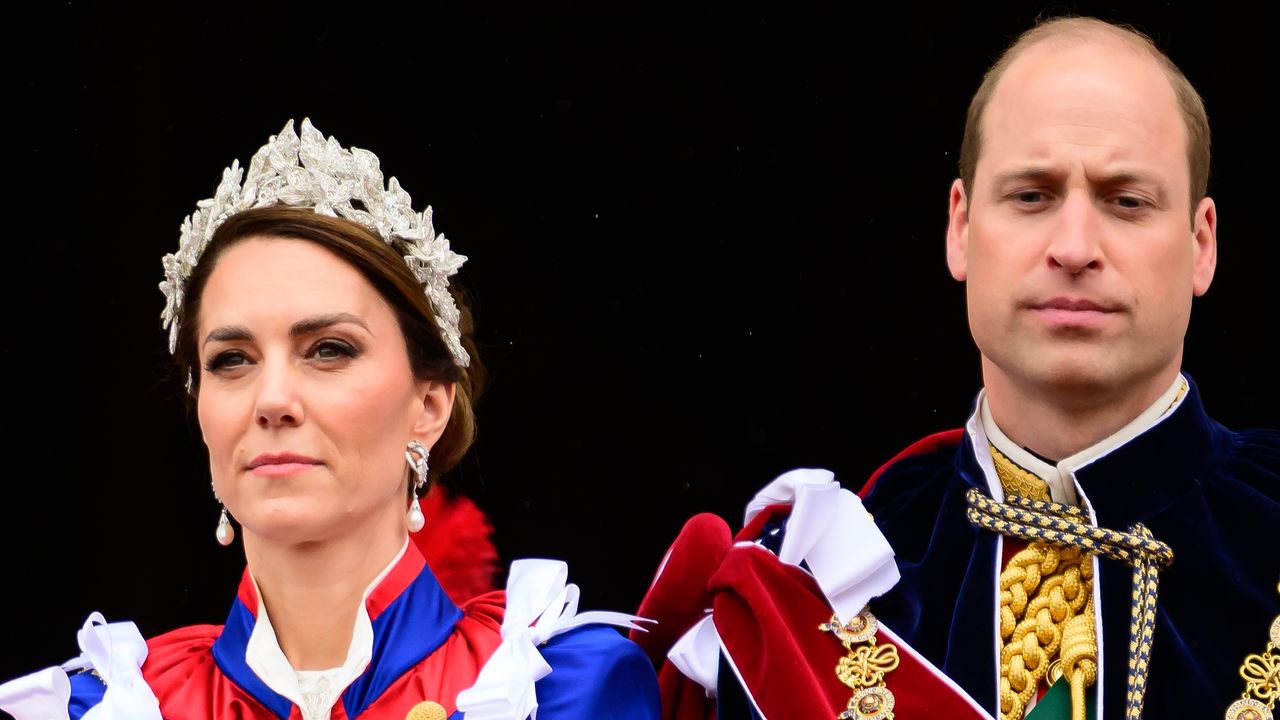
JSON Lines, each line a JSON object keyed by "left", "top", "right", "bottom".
{"left": 978, "top": 39, "right": 1187, "bottom": 178}
{"left": 993, "top": 39, "right": 1176, "bottom": 120}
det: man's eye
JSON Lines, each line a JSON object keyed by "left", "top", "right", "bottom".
{"left": 1015, "top": 191, "right": 1045, "bottom": 203}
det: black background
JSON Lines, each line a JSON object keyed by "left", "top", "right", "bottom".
{"left": 3, "top": 1, "right": 1276, "bottom": 684}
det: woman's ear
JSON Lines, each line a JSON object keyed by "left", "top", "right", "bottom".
{"left": 412, "top": 379, "right": 456, "bottom": 446}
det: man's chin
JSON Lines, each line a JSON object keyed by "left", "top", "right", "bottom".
{"left": 1003, "top": 350, "right": 1122, "bottom": 396}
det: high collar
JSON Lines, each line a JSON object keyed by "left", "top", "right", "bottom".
{"left": 959, "top": 374, "right": 1227, "bottom": 523}
{"left": 212, "top": 540, "right": 463, "bottom": 719}
{"left": 978, "top": 375, "right": 1188, "bottom": 506}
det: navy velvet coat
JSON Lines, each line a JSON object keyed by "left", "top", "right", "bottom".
{"left": 861, "top": 376, "right": 1280, "bottom": 718}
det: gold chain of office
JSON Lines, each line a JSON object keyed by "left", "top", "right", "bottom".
{"left": 1223, "top": 581, "right": 1280, "bottom": 720}
{"left": 819, "top": 608, "right": 900, "bottom": 720}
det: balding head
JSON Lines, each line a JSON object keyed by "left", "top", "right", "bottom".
{"left": 958, "top": 17, "right": 1210, "bottom": 213}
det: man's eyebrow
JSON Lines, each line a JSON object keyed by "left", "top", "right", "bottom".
{"left": 202, "top": 313, "right": 370, "bottom": 349}
{"left": 990, "top": 167, "right": 1169, "bottom": 197}
{"left": 990, "top": 167, "right": 1062, "bottom": 187}
{"left": 1094, "top": 170, "right": 1169, "bottom": 200}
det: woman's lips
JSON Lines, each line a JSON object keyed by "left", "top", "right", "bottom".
{"left": 247, "top": 453, "right": 322, "bottom": 477}
{"left": 250, "top": 462, "right": 319, "bottom": 478}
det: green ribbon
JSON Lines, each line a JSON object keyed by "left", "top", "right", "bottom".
{"left": 1024, "top": 680, "right": 1096, "bottom": 720}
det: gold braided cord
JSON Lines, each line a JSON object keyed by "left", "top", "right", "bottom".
{"left": 1125, "top": 527, "right": 1162, "bottom": 717}
{"left": 997, "top": 542, "right": 1095, "bottom": 720}
{"left": 968, "top": 492, "right": 1174, "bottom": 568}
{"left": 966, "top": 488, "right": 1174, "bottom": 720}
{"left": 1062, "top": 601, "right": 1099, "bottom": 720}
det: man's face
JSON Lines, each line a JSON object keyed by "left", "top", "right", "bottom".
{"left": 947, "top": 39, "right": 1217, "bottom": 399}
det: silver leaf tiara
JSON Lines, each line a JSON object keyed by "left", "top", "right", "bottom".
{"left": 159, "top": 118, "right": 470, "bottom": 368}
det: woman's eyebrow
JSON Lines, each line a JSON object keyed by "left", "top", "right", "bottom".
{"left": 202, "top": 314, "right": 370, "bottom": 349}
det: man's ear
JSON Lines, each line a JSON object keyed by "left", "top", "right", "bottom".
{"left": 946, "top": 178, "right": 970, "bottom": 282}
{"left": 1191, "top": 196, "right": 1217, "bottom": 297}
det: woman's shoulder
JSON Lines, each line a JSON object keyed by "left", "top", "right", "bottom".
{"left": 141, "top": 623, "right": 222, "bottom": 691}
{"left": 542, "top": 622, "right": 653, "bottom": 665}
{"left": 0, "top": 614, "right": 207, "bottom": 720}
{"left": 534, "top": 626, "right": 660, "bottom": 719}
{"left": 81, "top": 623, "right": 228, "bottom": 720}
{"left": 452, "top": 560, "right": 660, "bottom": 720}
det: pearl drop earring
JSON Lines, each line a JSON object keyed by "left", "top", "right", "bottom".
{"left": 405, "top": 440, "right": 430, "bottom": 533}
{"left": 215, "top": 506, "right": 235, "bottom": 546}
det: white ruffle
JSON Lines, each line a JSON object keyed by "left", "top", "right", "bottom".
{"left": 0, "top": 612, "right": 162, "bottom": 720}
{"left": 456, "top": 559, "right": 651, "bottom": 720}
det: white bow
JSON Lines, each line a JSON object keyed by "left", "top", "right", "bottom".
{"left": 0, "top": 613, "right": 161, "bottom": 720}
{"left": 743, "top": 468, "right": 899, "bottom": 621}
{"left": 456, "top": 559, "right": 652, "bottom": 720}
{"left": 667, "top": 614, "right": 720, "bottom": 697}
{"left": 0, "top": 664, "right": 71, "bottom": 720}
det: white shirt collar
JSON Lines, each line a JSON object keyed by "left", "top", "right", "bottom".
{"left": 975, "top": 374, "right": 1188, "bottom": 506}
{"left": 244, "top": 538, "right": 410, "bottom": 720}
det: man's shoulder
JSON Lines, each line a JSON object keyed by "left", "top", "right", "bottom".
{"left": 1216, "top": 424, "right": 1280, "bottom": 500}
{"left": 1226, "top": 425, "right": 1280, "bottom": 459}
{"left": 859, "top": 429, "right": 967, "bottom": 505}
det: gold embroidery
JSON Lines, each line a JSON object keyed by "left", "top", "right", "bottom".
{"left": 1166, "top": 376, "right": 1189, "bottom": 412}
{"left": 990, "top": 445, "right": 1051, "bottom": 502}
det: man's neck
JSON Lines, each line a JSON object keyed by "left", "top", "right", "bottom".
{"left": 982, "top": 362, "right": 1184, "bottom": 461}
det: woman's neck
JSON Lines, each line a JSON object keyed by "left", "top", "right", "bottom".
{"left": 243, "top": 509, "right": 407, "bottom": 671}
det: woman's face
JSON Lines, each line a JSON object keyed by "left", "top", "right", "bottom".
{"left": 195, "top": 236, "right": 452, "bottom": 545}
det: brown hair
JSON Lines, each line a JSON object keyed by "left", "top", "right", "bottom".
{"left": 172, "top": 205, "right": 486, "bottom": 490}
{"left": 958, "top": 17, "right": 1211, "bottom": 211}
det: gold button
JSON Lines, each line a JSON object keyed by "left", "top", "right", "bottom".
{"left": 405, "top": 700, "right": 448, "bottom": 720}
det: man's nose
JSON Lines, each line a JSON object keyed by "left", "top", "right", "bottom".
{"left": 1045, "top": 192, "right": 1104, "bottom": 274}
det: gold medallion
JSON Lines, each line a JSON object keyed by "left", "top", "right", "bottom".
{"left": 1225, "top": 698, "right": 1273, "bottom": 720}
{"left": 821, "top": 609, "right": 879, "bottom": 643}
{"left": 840, "top": 686, "right": 895, "bottom": 720}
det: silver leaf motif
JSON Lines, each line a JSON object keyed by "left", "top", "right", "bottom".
{"left": 160, "top": 119, "right": 469, "bottom": 367}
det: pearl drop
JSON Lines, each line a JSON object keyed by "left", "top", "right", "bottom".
{"left": 216, "top": 512, "right": 235, "bottom": 546}
{"left": 407, "top": 498, "right": 426, "bottom": 533}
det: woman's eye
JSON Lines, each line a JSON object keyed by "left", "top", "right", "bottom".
{"left": 311, "top": 339, "right": 358, "bottom": 361}
{"left": 206, "top": 351, "right": 250, "bottom": 372}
